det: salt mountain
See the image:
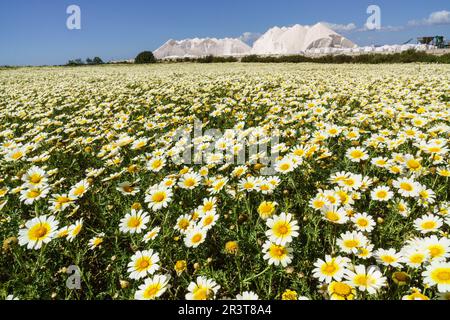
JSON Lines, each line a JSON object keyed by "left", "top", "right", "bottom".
{"left": 252, "top": 23, "right": 356, "bottom": 54}
{"left": 153, "top": 23, "right": 356, "bottom": 59}
{"left": 153, "top": 38, "right": 251, "bottom": 59}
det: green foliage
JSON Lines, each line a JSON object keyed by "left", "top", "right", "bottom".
{"left": 92, "top": 57, "right": 104, "bottom": 65}
{"left": 67, "top": 57, "right": 104, "bottom": 67}
{"left": 134, "top": 51, "right": 157, "bottom": 64}
{"left": 164, "top": 55, "right": 238, "bottom": 63}
{"left": 197, "top": 55, "right": 238, "bottom": 63}
{"left": 241, "top": 50, "right": 450, "bottom": 64}
{"left": 66, "top": 59, "right": 85, "bottom": 66}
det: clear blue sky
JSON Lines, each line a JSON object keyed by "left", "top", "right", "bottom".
{"left": 1, "top": 0, "right": 449, "bottom": 66}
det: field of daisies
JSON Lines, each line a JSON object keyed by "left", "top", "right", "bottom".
{"left": 0, "top": 63, "right": 449, "bottom": 300}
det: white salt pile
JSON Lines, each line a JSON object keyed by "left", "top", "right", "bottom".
{"left": 252, "top": 22, "right": 356, "bottom": 55}
{"left": 153, "top": 38, "right": 251, "bottom": 59}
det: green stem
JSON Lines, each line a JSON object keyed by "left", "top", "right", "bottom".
{"left": 243, "top": 265, "right": 271, "bottom": 283}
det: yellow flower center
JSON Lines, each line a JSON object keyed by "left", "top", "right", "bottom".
{"left": 123, "top": 185, "right": 134, "bottom": 193}
{"left": 58, "top": 229, "right": 69, "bottom": 237}
{"left": 35, "top": 227, "right": 47, "bottom": 238}
{"left": 93, "top": 238, "right": 103, "bottom": 246}
{"left": 332, "top": 282, "right": 352, "bottom": 296}
{"left": 151, "top": 160, "right": 162, "bottom": 169}
{"left": 326, "top": 211, "right": 340, "bottom": 222}
{"left": 419, "top": 190, "right": 429, "bottom": 199}
{"left": 27, "top": 188, "right": 41, "bottom": 198}
{"left": 326, "top": 195, "right": 337, "bottom": 204}
{"left": 225, "top": 241, "right": 238, "bottom": 253}
{"left": 358, "top": 247, "right": 369, "bottom": 257}
{"left": 57, "top": 196, "right": 71, "bottom": 204}
{"left": 428, "top": 146, "right": 441, "bottom": 153}
{"left": 73, "top": 186, "right": 85, "bottom": 196}
{"left": 152, "top": 192, "right": 166, "bottom": 203}
{"left": 432, "top": 268, "right": 450, "bottom": 283}
{"left": 29, "top": 223, "right": 50, "bottom": 240}
{"left": 274, "top": 222, "right": 290, "bottom": 236}
{"left": 421, "top": 221, "right": 436, "bottom": 230}
{"left": 164, "top": 180, "right": 174, "bottom": 187}
{"left": 243, "top": 182, "right": 254, "bottom": 189}
{"left": 175, "top": 260, "right": 187, "bottom": 272}
{"left": 410, "top": 253, "right": 424, "bottom": 264}
{"left": 344, "top": 239, "right": 359, "bottom": 248}
{"left": 191, "top": 234, "right": 203, "bottom": 243}
{"left": 131, "top": 203, "right": 142, "bottom": 210}
{"left": 193, "top": 287, "right": 209, "bottom": 300}
{"left": 135, "top": 141, "right": 146, "bottom": 148}
{"left": 270, "top": 245, "right": 287, "bottom": 258}
{"left": 354, "top": 274, "right": 374, "bottom": 287}
{"left": 72, "top": 224, "right": 82, "bottom": 236}
{"left": 344, "top": 179, "right": 355, "bottom": 186}
{"left": 178, "top": 219, "right": 190, "bottom": 230}
{"left": 376, "top": 190, "right": 387, "bottom": 198}
{"left": 12, "top": 151, "right": 23, "bottom": 160}
{"left": 136, "top": 257, "right": 151, "bottom": 271}
{"left": 400, "top": 183, "right": 413, "bottom": 192}
{"left": 313, "top": 199, "right": 325, "bottom": 208}
{"left": 143, "top": 284, "right": 161, "bottom": 299}
{"left": 29, "top": 174, "right": 42, "bottom": 184}
{"left": 184, "top": 178, "right": 196, "bottom": 187}
{"left": 407, "top": 159, "right": 420, "bottom": 170}
{"left": 259, "top": 203, "right": 274, "bottom": 214}
{"left": 429, "top": 245, "right": 444, "bottom": 258}
{"left": 258, "top": 202, "right": 275, "bottom": 218}
{"left": 357, "top": 219, "right": 368, "bottom": 227}
{"left": 203, "top": 203, "right": 213, "bottom": 211}
{"left": 408, "top": 292, "right": 429, "bottom": 300}
{"left": 322, "top": 263, "right": 338, "bottom": 275}
{"left": 213, "top": 181, "right": 225, "bottom": 190}
{"left": 350, "top": 150, "right": 363, "bottom": 158}
{"left": 282, "top": 290, "right": 298, "bottom": 300}
{"left": 381, "top": 255, "right": 395, "bottom": 263}
{"left": 203, "top": 216, "right": 214, "bottom": 226}
{"left": 127, "top": 217, "right": 141, "bottom": 228}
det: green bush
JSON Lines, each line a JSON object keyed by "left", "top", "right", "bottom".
{"left": 92, "top": 57, "right": 104, "bottom": 65}
{"left": 66, "top": 59, "right": 85, "bottom": 66}
{"left": 438, "top": 53, "right": 450, "bottom": 64}
{"left": 135, "top": 51, "right": 156, "bottom": 64}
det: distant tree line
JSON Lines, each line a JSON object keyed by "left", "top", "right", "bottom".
{"left": 169, "top": 55, "right": 238, "bottom": 63}
{"left": 62, "top": 49, "right": 450, "bottom": 67}
{"left": 66, "top": 57, "right": 104, "bottom": 66}
{"left": 241, "top": 50, "right": 450, "bottom": 64}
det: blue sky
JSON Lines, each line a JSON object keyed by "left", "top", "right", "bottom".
{"left": 1, "top": 0, "right": 449, "bottom": 66}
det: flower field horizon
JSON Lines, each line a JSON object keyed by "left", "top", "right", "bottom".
{"left": 1, "top": 63, "right": 449, "bottom": 300}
